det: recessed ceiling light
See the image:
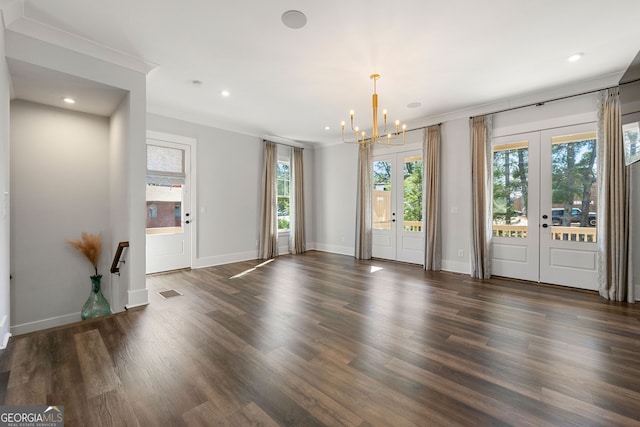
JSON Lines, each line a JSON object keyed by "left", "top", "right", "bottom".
{"left": 221, "top": 90, "right": 230, "bottom": 97}
{"left": 568, "top": 52, "right": 584, "bottom": 62}
{"left": 281, "top": 10, "right": 307, "bottom": 29}
{"left": 63, "top": 97, "right": 76, "bottom": 104}
{"left": 324, "top": 126, "right": 331, "bottom": 131}
{"left": 407, "top": 102, "right": 422, "bottom": 109}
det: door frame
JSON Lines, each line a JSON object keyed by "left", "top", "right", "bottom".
{"left": 490, "top": 123, "right": 598, "bottom": 290}
{"left": 145, "top": 130, "right": 197, "bottom": 273}
{"left": 372, "top": 147, "right": 425, "bottom": 264}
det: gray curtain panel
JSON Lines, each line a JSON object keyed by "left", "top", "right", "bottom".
{"left": 470, "top": 116, "right": 493, "bottom": 279}
{"left": 355, "top": 143, "right": 372, "bottom": 259}
{"left": 259, "top": 141, "right": 278, "bottom": 259}
{"left": 597, "top": 88, "right": 633, "bottom": 302}
{"left": 423, "top": 125, "right": 442, "bottom": 270}
{"left": 289, "top": 147, "right": 306, "bottom": 254}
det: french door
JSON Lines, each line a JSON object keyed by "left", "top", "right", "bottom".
{"left": 145, "top": 138, "right": 192, "bottom": 274}
{"left": 372, "top": 150, "right": 424, "bottom": 264}
{"left": 491, "top": 123, "right": 598, "bottom": 290}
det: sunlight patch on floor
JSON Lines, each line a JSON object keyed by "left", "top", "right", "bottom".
{"left": 230, "top": 259, "right": 275, "bottom": 279}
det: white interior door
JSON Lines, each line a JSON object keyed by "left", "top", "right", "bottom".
{"left": 146, "top": 139, "right": 192, "bottom": 274}
{"left": 372, "top": 150, "right": 424, "bottom": 264}
{"left": 491, "top": 124, "right": 598, "bottom": 290}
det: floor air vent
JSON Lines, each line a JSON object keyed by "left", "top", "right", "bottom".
{"left": 158, "top": 289, "right": 183, "bottom": 299}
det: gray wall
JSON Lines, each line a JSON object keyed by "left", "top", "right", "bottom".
{"left": 147, "top": 113, "right": 316, "bottom": 266}
{"left": 311, "top": 142, "right": 358, "bottom": 255}
{"left": 10, "top": 100, "right": 111, "bottom": 332}
{"left": 6, "top": 29, "right": 148, "bottom": 333}
{"left": 0, "top": 19, "right": 10, "bottom": 348}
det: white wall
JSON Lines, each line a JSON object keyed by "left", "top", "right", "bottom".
{"left": 147, "top": 113, "right": 319, "bottom": 267}
{"left": 5, "top": 30, "right": 148, "bottom": 317}
{"left": 622, "top": 82, "right": 640, "bottom": 299}
{"left": 440, "top": 118, "right": 472, "bottom": 273}
{"left": 632, "top": 163, "right": 640, "bottom": 299}
{"left": 10, "top": 100, "right": 111, "bottom": 334}
{"left": 312, "top": 142, "right": 358, "bottom": 255}
{"left": 0, "top": 16, "right": 11, "bottom": 348}
{"left": 109, "top": 95, "right": 131, "bottom": 312}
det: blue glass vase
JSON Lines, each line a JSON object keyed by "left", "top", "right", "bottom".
{"left": 81, "top": 275, "right": 111, "bottom": 320}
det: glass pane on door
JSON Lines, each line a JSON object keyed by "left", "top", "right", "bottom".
{"left": 492, "top": 141, "right": 529, "bottom": 238}
{"left": 402, "top": 155, "right": 423, "bottom": 232}
{"left": 146, "top": 144, "right": 186, "bottom": 236}
{"left": 146, "top": 184, "right": 183, "bottom": 235}
{"left": 550, "top": 131, "right": 597, "bottom": 242}
{"left": 373, "top": 160, "right": 392, "bottom": 230}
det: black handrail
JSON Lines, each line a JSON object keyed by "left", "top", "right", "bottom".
{"left": 110, "top": 241, "right": 129, "bottom": 274}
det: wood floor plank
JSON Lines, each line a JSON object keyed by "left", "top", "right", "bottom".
{"left": 1, "top": 251, "right": 640, "bottom": 426}
{"left": 74, "top": 329, "right": 122, "bottom": 399}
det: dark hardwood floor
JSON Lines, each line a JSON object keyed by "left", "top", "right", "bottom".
{"left": 2, "top": 251, "right": 640, "bottom": 426}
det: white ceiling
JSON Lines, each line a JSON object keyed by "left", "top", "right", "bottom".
{"left": 7, "top": 58, "right": 128, "bottom": 117}
{"left": 5, "top": 0, "right": 640, "bottom": 145}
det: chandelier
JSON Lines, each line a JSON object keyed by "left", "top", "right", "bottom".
{"left": 341, "top": 74, "right": 406, "bottom": 147}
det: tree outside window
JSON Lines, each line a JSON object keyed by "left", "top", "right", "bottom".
{"left": 277, "top": 161, "right": 290, "bottom": 230}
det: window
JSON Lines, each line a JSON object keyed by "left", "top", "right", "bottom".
{"left": 277, "top": 161, "right": 290, "bottom": 231}
{"left": 492, "top": 140, "right": 529, "bottom": 238}
{"left": 146, "top": 144, "right": 186, "bottom": 233}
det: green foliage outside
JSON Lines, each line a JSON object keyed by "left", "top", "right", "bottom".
{"left": 551, "top": 139, "right": 596, "bottom": 226}
{"left": 403, "top": 160, "right": 422, "bottom": 222}
{"left": 492, "top": 138, "right": 597, "bottom": 227}
{"left": 493, "top": 147, "right": 528, "bottom": 224}
{"left": 277, "top": 162, "right": 290, "bottom": 230}
{"left": 372, "top": 159, "right": 422, "bottom": 223}
{"left": 373, "top": 161, "right": 391, "bottom": 191}
{"left": 278, "top": 218, "right": 290, "bottom": 230}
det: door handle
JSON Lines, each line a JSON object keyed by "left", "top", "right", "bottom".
{"left": 392, "top": 219, "right": 396, "bottom": 222}
{"left": 542, "top": 223, "right": 548, "bottom": 228}
{"left": 542, "top": 214, "right": 548, "bottom": 219}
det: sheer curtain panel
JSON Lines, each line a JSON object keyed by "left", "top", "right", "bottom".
{"left": 423, "top": 125, "right": 442, "bottom": 270}
{"left": 470, "top": 116, "right": 492, "bottom": 279}
{"left": 597, "top": 88, "right": 633, "bottom": 302}
{"left": 289, "top": 147, "right": 306, "bottom": 254}
{"left": 355, "top": 144, "right": 372, "bottom": 259}
{"left": 259, "top": 141, "right": 278, "bottom": 259}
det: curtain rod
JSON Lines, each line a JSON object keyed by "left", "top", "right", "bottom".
{"left": 470, "top": 85, "right": 619, "bottom": 119}
{"left": 263, "top": 139, "right": 304, "bottom": 150}
{"left": 403, "top": 122, "right": 442, "bottom": 134}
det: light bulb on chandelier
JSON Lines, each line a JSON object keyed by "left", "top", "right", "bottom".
{"left": 341, "top": 74, "right": 406, "bottom": 147}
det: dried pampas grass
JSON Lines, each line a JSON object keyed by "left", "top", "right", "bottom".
{"left": 67, "top": 232, "right": 102, "bottom": 276}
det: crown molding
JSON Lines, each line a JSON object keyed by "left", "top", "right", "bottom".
{"left": 0, "top": 0, "right": 22, "bottom": 29}
{"left": 4, "top": 7, "right": 156, "bottom": 74}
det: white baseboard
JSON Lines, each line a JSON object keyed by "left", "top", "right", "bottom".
{"left": 126, "top": 288, "right": 149, "bottom": 309}
{"left": 278, "top": 245, "right": 290, "bottom": 256}
{"left": 193, "top": 250, "right": 260, "bottom": 269}
{"left": 0, "top": 314, "right": 8, "bottom": 349}
{"left": 441, "top": 259, "right": 471, "bottom": 275}
{"left": 311, "top": 242, "right": 354, "bottom": 257}
{"left": 1, "top": 331, "right": 10, "bottom": 349}
{"left": 10, "top": 312, "right": 81, "bottom": 336}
